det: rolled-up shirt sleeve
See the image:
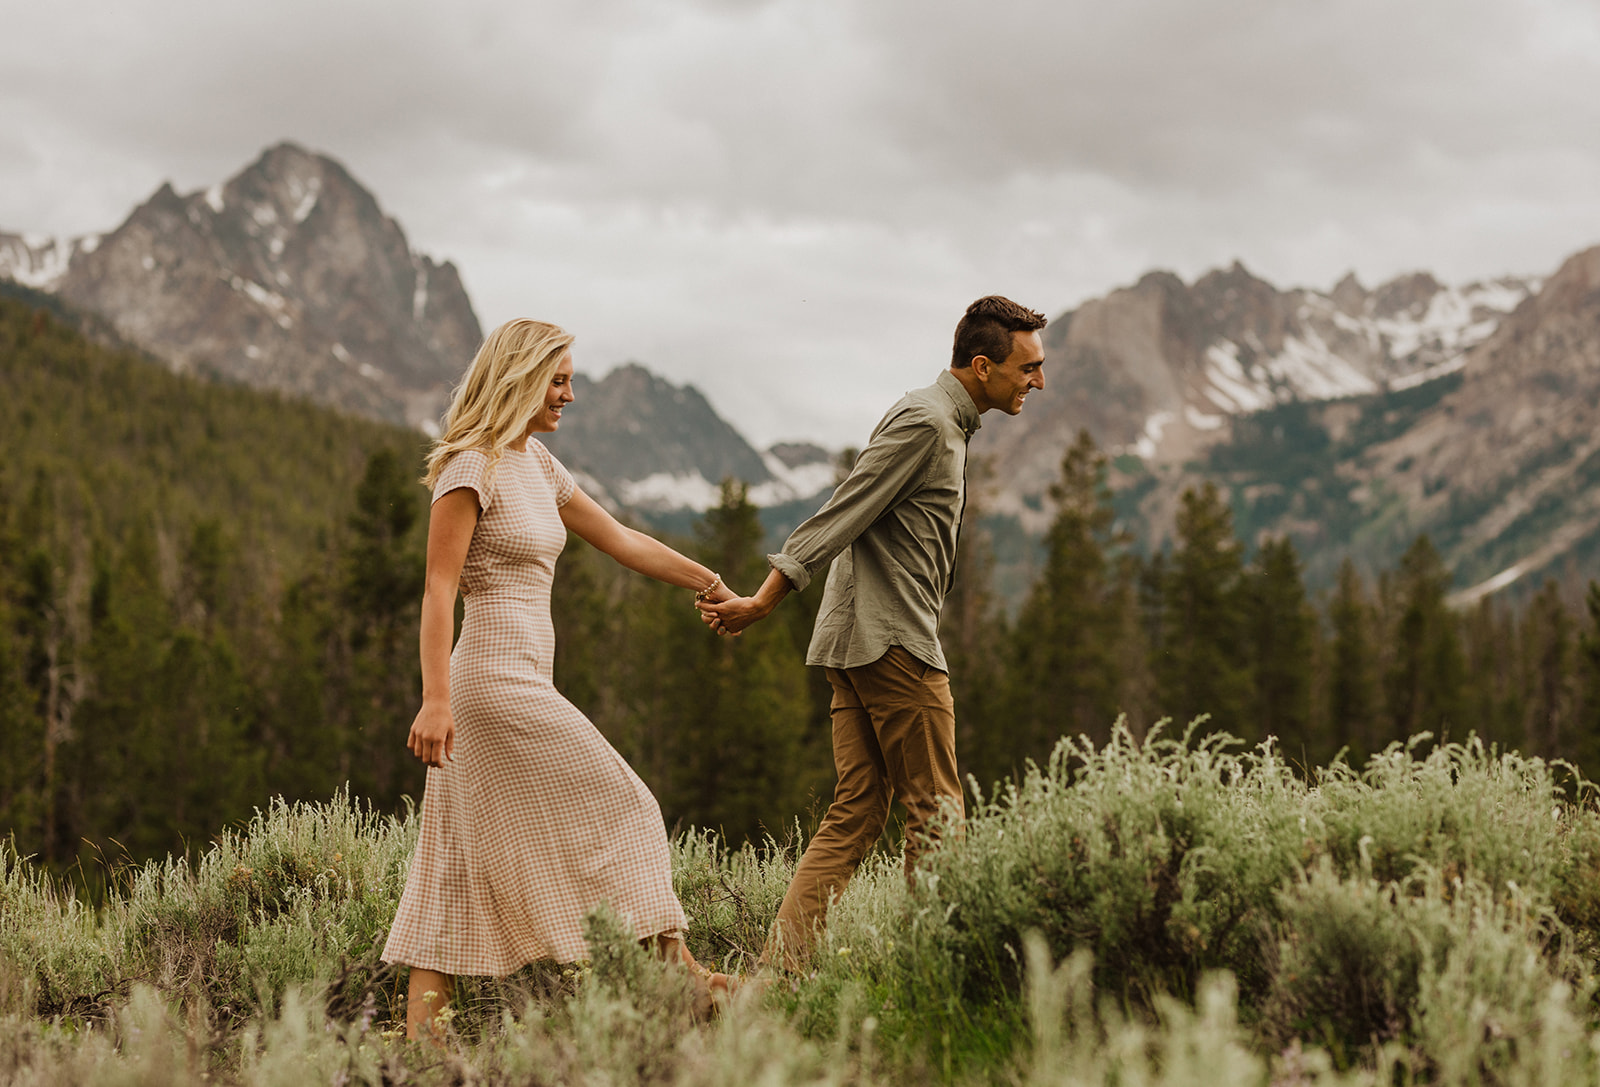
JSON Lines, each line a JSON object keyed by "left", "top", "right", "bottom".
{"left": 767, "top": 410, "right": 938, "bottom": 592}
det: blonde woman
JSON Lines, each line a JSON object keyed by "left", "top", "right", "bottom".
{"left": 383, "top": 319, "right": 738, "bottom": 1038}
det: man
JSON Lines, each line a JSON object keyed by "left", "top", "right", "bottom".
{"left": 698, "top": 295, "right": 1048, "bottom": 970}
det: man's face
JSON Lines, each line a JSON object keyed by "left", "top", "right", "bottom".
{"left": 979, "top": 330, "right": 1045, "bottom": 415}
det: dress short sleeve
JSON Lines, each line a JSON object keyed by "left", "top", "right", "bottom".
{"left": 433, "top": 449, "right": 492, "bottom": 510}
{"left": 531, "top": 441, "right": 576, "bottom": 507}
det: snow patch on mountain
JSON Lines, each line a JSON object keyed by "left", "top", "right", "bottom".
{"left": 618, "top": 471, "right": 724, "bottom": 511}
{"left": 757, "top": 448, "right": 835, "bottom": 503}
{"left": 0, "top": 233, "right": 97, "bottom": 290}
{"left": 288, "top": 174, "right": 321, "bottom": 224}
{"left": 411, "top": 254, "right": 429, "bottom": 323}
{"left": 1182, "top": 276, "right": 1534, "bottom": 443}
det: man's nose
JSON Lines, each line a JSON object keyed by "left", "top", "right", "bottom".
{"left": 1033, "top": 370, "right": 1046, "bottom": 390}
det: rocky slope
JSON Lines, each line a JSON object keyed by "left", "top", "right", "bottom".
{"left": 972, "top": 246, "right": 1599, "bottom": 599}
{"left": 0, "top": 142, "right": 481, "bottom": 431}
{"left": 1341, "top": 245, "right": 1600, "bottom": 598}
{"left": 543, "top": 364, "right": 835, "bottom": 512}
{"left": 973, "top": 262, "right": 1535, "bottom": 533}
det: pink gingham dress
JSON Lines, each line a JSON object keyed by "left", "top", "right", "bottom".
{"left": 383, "top": 442, "right": 686, "bottom": 973}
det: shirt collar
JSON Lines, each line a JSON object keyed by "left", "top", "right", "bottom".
{"left": 935, "top": 369, "right": 983, "bottom": 438}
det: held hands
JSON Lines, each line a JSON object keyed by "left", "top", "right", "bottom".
{"left": 408, "top": 700, "right": 455, "bottom": 767}
{"left": 697, "top": 594, "right": 768, "bottom": 636}
{"left": 697, "top": 567, "right": 792, "bottom": 635}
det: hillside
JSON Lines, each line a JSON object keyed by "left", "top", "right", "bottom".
{"left": 0, "top": 291, "right": 434, "bottom": 868}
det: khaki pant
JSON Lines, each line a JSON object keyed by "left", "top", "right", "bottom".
{"left": 764, "top": 646, "right": 962, "bottom": 971}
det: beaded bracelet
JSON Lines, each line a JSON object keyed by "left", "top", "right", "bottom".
{"left": 694, "top": 573, "right": 724, "bottom": 604}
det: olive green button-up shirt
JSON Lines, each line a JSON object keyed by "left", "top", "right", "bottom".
{"left": 768, "top": 369, "right": 981, "bottom": 672}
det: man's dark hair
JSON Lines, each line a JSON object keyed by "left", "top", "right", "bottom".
{"left": 950, "top": 295, "right": 1048, "bottom": 369}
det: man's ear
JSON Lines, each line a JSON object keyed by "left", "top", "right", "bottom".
{"left": 970, "top": 354, "right": 993, "bottom": 380}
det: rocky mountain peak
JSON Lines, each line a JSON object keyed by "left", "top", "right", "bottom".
{"left": 1331, "top": 272, "right": 1366, "bottom": 316}
{"left": 978, "top": 259, "right": 1538, "bottom": 534}
{"left": 1370, "top": 271, "right": 1444, "bottom": 319}
{"left": 2, "top": 142, "right": 481, "bottom": 432}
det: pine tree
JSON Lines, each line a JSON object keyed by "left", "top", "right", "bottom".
{"left": 1157, "top": 483, "right": 1250, "bottom": 734}
{"left": 1241, "top": 536, "right": 1312, "bottom": 749}
{"left": 653, "top": 480, "right": 817, "bottom": 843}
{"left": 338, "top": 447, "right": 427, "bottom": 809}
{"left": 1577, "top": 582, "right": 1600, "bottom": 774}
{"left": 1519, "top": 580, "right": 1575, "bottom": 761}
{"left": 1383, "top": 535, "right": 1465, "bottom": 746}
{"left": 1007, "top": 431, "right": 1120, "bottom": 766}
{"left": 1327, "top": 559, "right": 1378, "bottom": 763}
{"left": 1460, "top": 596, "right": 1521, "bottom": 747}
{"left": 0, "top": 476, "right": 45, "bottom": 850}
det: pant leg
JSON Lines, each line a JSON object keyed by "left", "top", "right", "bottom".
{"left": 848, "top": 646, "right": 963, "bottom": 879}
{"left": 764, "top": 667, "right": 891, "bottom": 971}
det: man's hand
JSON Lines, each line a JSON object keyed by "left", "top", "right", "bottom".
{"left": 698, "top": 567, "right": 795, "bottom": 635}
{"left": 698, "top": 594, "right": 769, "bottom": 635}
{"left": 408, "top": 701, "right": 455, "bottom": 767}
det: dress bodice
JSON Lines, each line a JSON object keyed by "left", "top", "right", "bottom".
{"left": 432, "top": 443, "right": 574, "bottom": 597}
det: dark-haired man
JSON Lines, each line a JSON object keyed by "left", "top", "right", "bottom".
{"left": 698, "top": 295, "right": 1047, "bottom": 969}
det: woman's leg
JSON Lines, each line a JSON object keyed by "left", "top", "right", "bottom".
{"left": 649, "top": 933, "right": 737, "bottom": 1018}
{"left": 406, "top": 967, "right": 455, "bottom": 1042}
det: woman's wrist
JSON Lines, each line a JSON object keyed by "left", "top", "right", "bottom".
{"left": 692, "top": 571, "right": 724, "bottom": 603}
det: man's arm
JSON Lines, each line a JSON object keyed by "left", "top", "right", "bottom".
{"left": 697, "top": 409, "right": 937, "bottom": 634}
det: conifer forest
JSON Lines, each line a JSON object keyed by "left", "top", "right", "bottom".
{"left": 4, "top": 292, "right": 1600, "bottom": 878}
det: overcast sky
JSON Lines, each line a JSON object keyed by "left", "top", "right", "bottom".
{"left": 5, "top": 0, "right": 1600, "bottom": 447}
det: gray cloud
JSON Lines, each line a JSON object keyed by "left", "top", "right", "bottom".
{"left": 4, "top": 0, "right": 1600, "bottom": 445}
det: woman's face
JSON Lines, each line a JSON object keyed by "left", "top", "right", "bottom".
{"left": 527, "top": 351, "right": 576, "bottom": 434}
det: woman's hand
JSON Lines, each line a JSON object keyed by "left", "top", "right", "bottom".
{"left": 408, "top": 701, "right": 456, "bottom": 767}
{"left": 698, "top": 581, "right": 747, "bottom": 635}
{"left": 698, "top": 594, "right": 767, "bottom": 635}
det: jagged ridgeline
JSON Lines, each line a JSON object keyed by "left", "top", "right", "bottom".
{"left": 0, "top": 290, "right": 434, "bottom": 874}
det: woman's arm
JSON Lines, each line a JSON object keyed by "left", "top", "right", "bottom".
{"left": 407, "top": 487, "right": 479, "bottom": 767}
{"left": 559, "top": 486, "right": 735, "bottom": 601}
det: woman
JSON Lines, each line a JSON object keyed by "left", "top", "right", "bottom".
{"left": 382, "top": 318, "right": 738, "bottom": 1039}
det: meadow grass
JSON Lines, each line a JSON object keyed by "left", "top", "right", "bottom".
{"left": 5, "top": 721, "right": 1600, "bottom": 1085}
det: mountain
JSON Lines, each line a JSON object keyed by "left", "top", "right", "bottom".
{"left": 0, "top": 144, "right": 829, "bottom": 516}
{"left": 12, "top": 140, "right": 1595, "bottom": 600}
{"left": 0, "top": 142, "right": 481, "bottom": 432}
{"left": 973, "top": 261, "right": 1536, "bottom": 534}
{"left": 1332, "top": 245, "right": 1600, "bottom": 599}
{"left": 544, "top": 364, "right": 836, "bottom": 512}
{"left": 972, "top": 247, "right": 1600, "bottom": 600}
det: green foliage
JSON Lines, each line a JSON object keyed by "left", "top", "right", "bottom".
{"left": 1005, "top": 432, "right": 1122, "bottom": 765}
{"left": 1157, "top": 483, "right": 1251, "bottom": 732}
{"left": 1382, "top": 536, "right": 1466, "bottom": 747}
{"left": 1326, "top": 559, "right": 1379, "bottom": 763}
{"left": 7, "top": 734, "right": 1600, "bottom": 1082}
{"left": 1241, "top": 536, "right": 1313, "bottom": 747}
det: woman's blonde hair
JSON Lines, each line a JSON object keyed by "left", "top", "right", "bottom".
{"left": 422, "top": 318, "right": 574, "bottom": 491}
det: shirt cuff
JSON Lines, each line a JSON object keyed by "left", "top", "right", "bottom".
{"left": 768, "top": 552, "right": 811, "bottom": 593}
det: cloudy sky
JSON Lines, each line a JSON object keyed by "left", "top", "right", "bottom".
{"left": 5, "top": 0, "right": 1600, "bottom": 447}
